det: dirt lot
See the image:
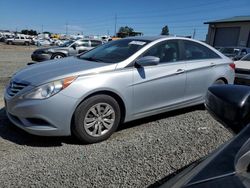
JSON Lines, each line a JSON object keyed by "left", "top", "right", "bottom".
{"left": 0, "top": 43, "right": 36, "bottom": 106}
{"left": 0, "top": 43, "right": 232, "bottom": 187}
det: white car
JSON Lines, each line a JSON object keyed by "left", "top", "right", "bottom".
{"left": 235, "top": 54, "right": 250, "bottom": 85}
{"left": 36, "top": 39, "right": 51, "bottom": 46}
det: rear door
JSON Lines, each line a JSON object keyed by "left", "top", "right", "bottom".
{"left": 132, "top": 39, "right": 187, "bottom": 117}
{"left": 13, "top": 36, "right": 20, "bottom": 44}
{"left": 182, "top": 40, "right": 222, "bottom": 101}
{"left": 76, "top": 40, "right": 91, "bottom": 54}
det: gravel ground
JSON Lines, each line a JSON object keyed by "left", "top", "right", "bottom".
{"left": 0, "top": 43, "right": 36, "bottom": 107}
{"left": 0, "top": 43, "right": 233, "bottom": 187}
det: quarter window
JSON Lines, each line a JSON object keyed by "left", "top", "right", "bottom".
{"left": 143, "top": 40, "right": 180, "bottom": 63}
{"left": 183, "top": 40, "right": 220, "bottom": 60}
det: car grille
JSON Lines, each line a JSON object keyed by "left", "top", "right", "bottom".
{"left": 7, "top": 81, "right": 28, "bottom": 97}
{"left": 235, "top": 68, "right": 250, "bottom": 75}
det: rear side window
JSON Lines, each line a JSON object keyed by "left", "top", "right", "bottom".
{"left": 143, "top": 40, "right": 180, "bottom": 63}
{"left": 91, "top": 40, "right": 102, "bottom": 47}
{"left": 183, "top": 40, "right": 220, "bottom": 60}
{"left": 78, "top": 40, "right": 89, "bottom": 47}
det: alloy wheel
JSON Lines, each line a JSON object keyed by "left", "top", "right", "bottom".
{"left": 84, "top": 103, "right": 115, "bottom": 137}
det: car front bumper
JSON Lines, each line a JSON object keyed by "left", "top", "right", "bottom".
{"left": 4, "top": 90, "right": 78, "bottom": 136}
{"left": 31, "top": 53, "right": 51, "bottom": 62}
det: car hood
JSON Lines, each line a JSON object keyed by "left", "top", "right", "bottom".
{"left": 12, "top": 57, "right": 117, "bottom": 86}
{"left": 235, "top": 60, "right": 250, "bottom": 70}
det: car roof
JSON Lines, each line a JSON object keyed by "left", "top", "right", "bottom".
{"left": 121, "top": 35, "right": 200, "bottom": 43}
{"left": 125, "top": 35, "right": 173, "bottom": 41}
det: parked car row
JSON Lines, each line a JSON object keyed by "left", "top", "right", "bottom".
{"left": 219, "top": 46, "right": 250, "bottom": 60}
{"left": 31, "top": 39, "right": 104, "bottom": 61}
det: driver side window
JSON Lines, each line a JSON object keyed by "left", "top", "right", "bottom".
{"left": 143, "top": 40, "right": 180, "bottom": 63}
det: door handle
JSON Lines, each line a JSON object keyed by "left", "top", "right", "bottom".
{"left": 210, "top": 63, "right": 216, "bottom": 67}
{"left": 176, "top": 69, "right": 185, "bottom": 74}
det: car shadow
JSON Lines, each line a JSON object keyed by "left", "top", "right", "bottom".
{"left": 118, "top": 104, "right": 205, "bottom": 131}
{"left": 147, "top": 158, "right": 202, "bottom": 188}
{"left": 0, "top": 105, "right": 205, "bottom": 147}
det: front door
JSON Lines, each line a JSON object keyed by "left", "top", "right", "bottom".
{"left": 132, "top": 40, "right": 187, "bottom": 117}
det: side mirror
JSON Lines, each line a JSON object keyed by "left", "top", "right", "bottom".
{"left": 205, "top": 85, "right": 250, "bottom": 134}
{"left": 135, "top": 56, "right": 160, "bottom": 67}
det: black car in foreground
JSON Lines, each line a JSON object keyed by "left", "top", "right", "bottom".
{"left": 154, "top": 85, "right": 250, "bottom": 188}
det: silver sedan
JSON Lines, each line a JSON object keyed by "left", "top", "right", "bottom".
{"left": 4, "top": 36, "right": 235, "bottom": 143}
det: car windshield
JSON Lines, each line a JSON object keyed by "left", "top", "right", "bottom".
{"left": 78, "top": 39, "right": 150, "bottom": 63}
{"left": 241, "top": 54, "right": 250, "bottom": 61}
{"left": 59, "top": 40, "right": 74, "bottom": 47}
{"left": 219, "top": 48, "right": 239, "bottom": 55}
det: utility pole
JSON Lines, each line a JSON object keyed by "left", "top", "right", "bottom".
{"left": 66, "top": 22, "right": 68, "bottom": 36}
{"left": 192, "top": 28, "right": 196, "bottom": 39}
{"left": 114, "top": 14, "right": 117, "bottom": 36}
{"left": 41, "top": 25, "right": 43, "bottom": 33}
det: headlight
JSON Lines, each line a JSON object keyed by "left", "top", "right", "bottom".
{"left": 22, "top": 76, "right": 77, "bottom": 99}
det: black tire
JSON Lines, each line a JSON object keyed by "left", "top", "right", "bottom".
{"left": 51, "top": 53, "right": 65, "bottom": 59}
{"left": 213, "top": 79, "right": 226, "bottom": 85}
{"left": 72, "top": 95, "right": 121, "bottom": 143}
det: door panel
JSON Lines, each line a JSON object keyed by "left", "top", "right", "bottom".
{"left": 182, "top": 40, "right": 222, "bottom": 101}
{"left": 133, "top": 62, "right": 186, "bottom": 116}
{"left": 185, "top": 59, "right": 215, "bottom": 100}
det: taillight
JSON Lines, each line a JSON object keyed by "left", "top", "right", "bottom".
{"left": 229, "top": 63, "right": 235, "bottom": 70}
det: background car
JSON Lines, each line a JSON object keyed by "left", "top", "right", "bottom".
{"left": 5, "top": 36, "right": 235, "bottom": 143}
{"left": 219, "top": 47, "right": 250, "bottom": 60}
{"left": 31, "top": 39, "right": 103, "bottom": 61}
{"left": 5, "top": 35, "right": 31, "bottom": 45}
{"left": 234, "top": 53, "right": 250, "bottom": 85}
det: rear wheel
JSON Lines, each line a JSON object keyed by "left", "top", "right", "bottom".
{"left": 51, "top": 53, "right": 65, "bottom": 59}
{"left": 213, "top": 79, "right": 226, "bottom": 85}
{"left": 72, "top": 95, "right": 121, "bottom": 143}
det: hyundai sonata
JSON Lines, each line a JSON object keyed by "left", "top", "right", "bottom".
{"left": 4, "top": 36, "right": 235, "bottom": 143}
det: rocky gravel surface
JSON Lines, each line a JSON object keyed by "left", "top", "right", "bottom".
{"left": 0, "top": 107, "right": 232, "bottom": 188}
{"left": 0, "top": 43, "right": 233, "bottom": 187}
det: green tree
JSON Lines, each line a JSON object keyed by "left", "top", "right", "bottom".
{"left": 161, "top": 25, "right": 169, "bottom": 35}
{"left": 117, "top": 26, "right": 134, "bottom": 37}
{"left": 21, "top": 29, "right": 38, "bottom": 35}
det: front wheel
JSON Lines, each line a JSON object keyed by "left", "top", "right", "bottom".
{"left": 51, "top": 53, "right": 65, "bottom": 59}
{"left": 72, "top": 95, "right": 121, "bottom": 143}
